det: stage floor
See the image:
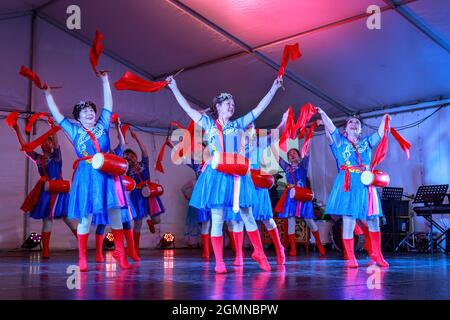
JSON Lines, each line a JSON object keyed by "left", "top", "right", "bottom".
{"left": 0, "top": 248, "right": 449, "bottom": 300}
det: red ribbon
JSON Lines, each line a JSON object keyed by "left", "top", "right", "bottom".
{"left": 21, "top": 126, "right": 60, "bottom": 152}
{"left": 155, "top": 139, "right": 171, "bottom": 174}
{"left": 300, "top": 120, "right": 318, "bottom": 158}
{"left": 278, "top": 103, "right": 317, "bottom": 152}
{"left": 371, "top": 115, "right": 390, "bottom": 169}
{"left": 120, "top": 124, "right": 131, "bottom": 144}
{"left": 295, "top": 103, "right": 317, "bottom": 137}
{"left": 278, "top": 106, "right": 295, "bottom": 152}
{"left": 20, "top": 177, "right": 47, "bottom": 212}
{"left": 25, "top": 112, "right": 47, "bottom": 133}
{"left": 19, "top": 66, "right": 47, "bottom": 90}
{"left": 278, "top": 43, "right": 302, "bottom": 77}
{"left": 390, "top": 127, "right": 410, "bottom": 159}
{"left": 6, "top": 112, "right": 19, "bottom": 127}
{"left": 89, "top": 30, "right": 104, "bottom": 75}
{"left": 274, "top": 188, "right": 290, "bottom": 214}
{"left": 110, "top": 113, "right": 119, "bottom": 124}
{"left": 114, "top": 71, "right": 167, "bottom": 92}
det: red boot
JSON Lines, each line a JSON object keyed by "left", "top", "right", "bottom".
{"left": 77, "top": 233, "right": 89, "bottom": 272}
{"left": 95, "top": 234, "right": 104, "bottom": 263}
{"left": 268, "top": 227, "right": 285, "bottom": 265}
{"left": 211, "top": 236, "right": 227, "bottom": 274}
{"left": 247, "top": 230, "right": 271, "bottom": 271}
{"left": 342, "top": 238, "right": 359, "bottom": 268}
{"left": 111, "top": 229, "right": 130, "bottom": 270}
{"left": 71, "top": 229, "right": 78, "bottom": 239}
{"left": 225, "top": 228, "right": 236, "bottom": 252}
{"left": 147, "top": 219, "right": 156, "bottom": 234}
{"left": 369, "top": 231, "right": 389, "bottom": 267}
{"left": 133, "top": 231, "right": 141, "bottom": 256}
{"left": 288, "top": 234, "right": 297, "bottom": 256}
{"left": 361, "top": 224, "right": 375, "bottom": 260}
{"left": 41, "top": 232, "right": 51, "bottom": 259}
{"left": 312, "top": 230, "right": 326, "bottom": 256}
{"left": 201, "top": 234, "right": 210, "bottom": 258}
{"left": 341, "top": 234, "right": 349, "bottom": 260}
{"left": 124, "top": 229, "right": 140, "bottom": 261}
{"left": 232, "top": 231, "right": 244, "bottom": 266}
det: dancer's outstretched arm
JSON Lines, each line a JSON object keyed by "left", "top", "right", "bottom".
{"left": 316, "top": 107, "right": 336, "bottom": 133}
{"left": 250, "top": 77, "right": 283, "bottom": 119}
{"left": 44, "top": 88, "right": 64, "bottom": 124}
{"left": 131, "top": 130, "right": 148, "bottom": 158}
{"left": 99, "top": 71, "right": 112, "bottom": 113}
{"left": 166, "top": 76, "right": 202, "bottom": 123}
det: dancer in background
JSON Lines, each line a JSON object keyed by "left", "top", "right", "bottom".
{"left": 13, "top": 120, "right": 77, "bottom": 259}
{"left": 44, "top": 72, "right": 130, "bottom": 271}
{"left": 95, "top": 118, "right": 140, "bottom": 262}
{"left": 230, "top": 114, "right": 289, "bottom": 266}
{"left": 166, "top": 74, "right": 282, "bottom": 273}
{"left": 318, "top": 108, "right": 389, "bottom": 268}
{"left": 273, "top": 145, "right": 326, "bottom": 257}
{"left": 124, "top": 131, "right": 165, "bottom": 256}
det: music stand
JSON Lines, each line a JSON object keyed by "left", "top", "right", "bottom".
{"left": 413, "top": 184, "right": 449, "bottom": 253}
{"left": 382, "top": 187, "right": 403, "bottom": 201}
{"left": 413, "top": 185, "right": 448, "bottom": 206}
{"left": 381, "top": 188, "right": 409, "bottom": 252}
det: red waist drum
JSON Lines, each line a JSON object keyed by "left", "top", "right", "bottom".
{"left": 141, "top": 182, "right": 164, "bottom": 198}
{"left": 289, "top": 186, "right": 314, "bottom": 202}
{"left": 121, "top": 175, "right": 136, "bottom": 192}
{"left": 211, "top": 152, "right": 249, "bottom": 176}
{"left": 92, "top": 153, "right": 128, "bottom": 176}
{"left": 44, "top": 180, "right": 71, "bottom": 193}
{"left": 250, "top": 169, "right": 274, "bottom": 189}
{"left": 360, "top": 170, "right": 390, "bottom": 188}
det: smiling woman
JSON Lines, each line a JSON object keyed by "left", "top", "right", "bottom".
{"left": 165, "top": 74, "right": 283, "bottom": 274}
{"left": 43, "top": 72, "right": 132, "bottom": 272}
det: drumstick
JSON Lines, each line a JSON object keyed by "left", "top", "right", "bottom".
{"left": 173, "top": 68, "right": 184, "bottom": 78}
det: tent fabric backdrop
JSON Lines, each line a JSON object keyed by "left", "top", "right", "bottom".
{"left": 0, "top": 0, "right": 449, "bottom": 249}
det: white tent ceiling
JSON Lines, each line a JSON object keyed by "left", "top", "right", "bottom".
{"left": 1, "top": 0, "right": 449, "bottom": 129}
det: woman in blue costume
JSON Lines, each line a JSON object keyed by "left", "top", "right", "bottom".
{"left": 166, "top": 74, "right": 283, "bottom": 273}
{"left": 318, "top": 107, "right": 389, "bottom": 268}
{"left": 182, "top": 158, "right": 213, "bottom": 257}
{"left": 229, "top": 117, "right": 288, "bottom": 266}
{"left": 123, "top": 131, "right": 165, "bottom": 256}
{"left": 13, "top": 121, "right": 77, "bottom": 259}
{"left": 273, "top": 143, "right": 326, "bottom": 257}
{"left": 44, "top": 72, "right": 131, "bottom": 271}
{"left": 95, "top": 118, "right": 140, "bottom": 262}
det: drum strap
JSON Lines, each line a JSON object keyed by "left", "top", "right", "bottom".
{"left": 71, "top": 126, "right": 100, "bottom": 180}
{"left": 81, "top": 126, "right": 101, "bottom": 153}
{"left": 339, "top": 141, "right": 365, "bottom": 192}
{"left": 40, "top": 155, "right": 49, "bottom": 179}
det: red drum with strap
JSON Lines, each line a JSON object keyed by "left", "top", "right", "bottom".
{"left": 289, "top": 186, "right": 313, "bottom": 202}
{"left": 140, "top": 182, "right": 164, "bottom": 198}
{"left": 44, "top": 180, "right": 70, "bottom": 193}
{"left": 78, "top": 126, "right": 128, "bottom": 176}
{"left": 211, "top": 152, "right": 249, "bottom": 176}
{"left": 250, "top": 169, "right": 274, "bottom": 189}
{"left": 360, "top": 170, "right": 390, "bottom": 188}
{"left": 92, "top": 152, "right": 128, "bottom": 176}
{"left": 121, "top": 175, "right": 136, "bottom": 192}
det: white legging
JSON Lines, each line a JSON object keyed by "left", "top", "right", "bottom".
{"left": 210, "top": 207, "right": 258, "bottom": 237}
{"left": 200, "top": 220, "right": 211, "bottom": 235}
{"left": 42, "top": 217, "right": 77, "bottom": 233}
{"left": 262, "top": 219, "right": 277, "bottom": 231}
{"left": 77, "top": 209, "right": 123, "bottom": 235}
{"left": 287, "top": 217, "right": 318, "bottom": 235}
{"left": 342, "top": 216, "right": 380, "bottom": 239}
